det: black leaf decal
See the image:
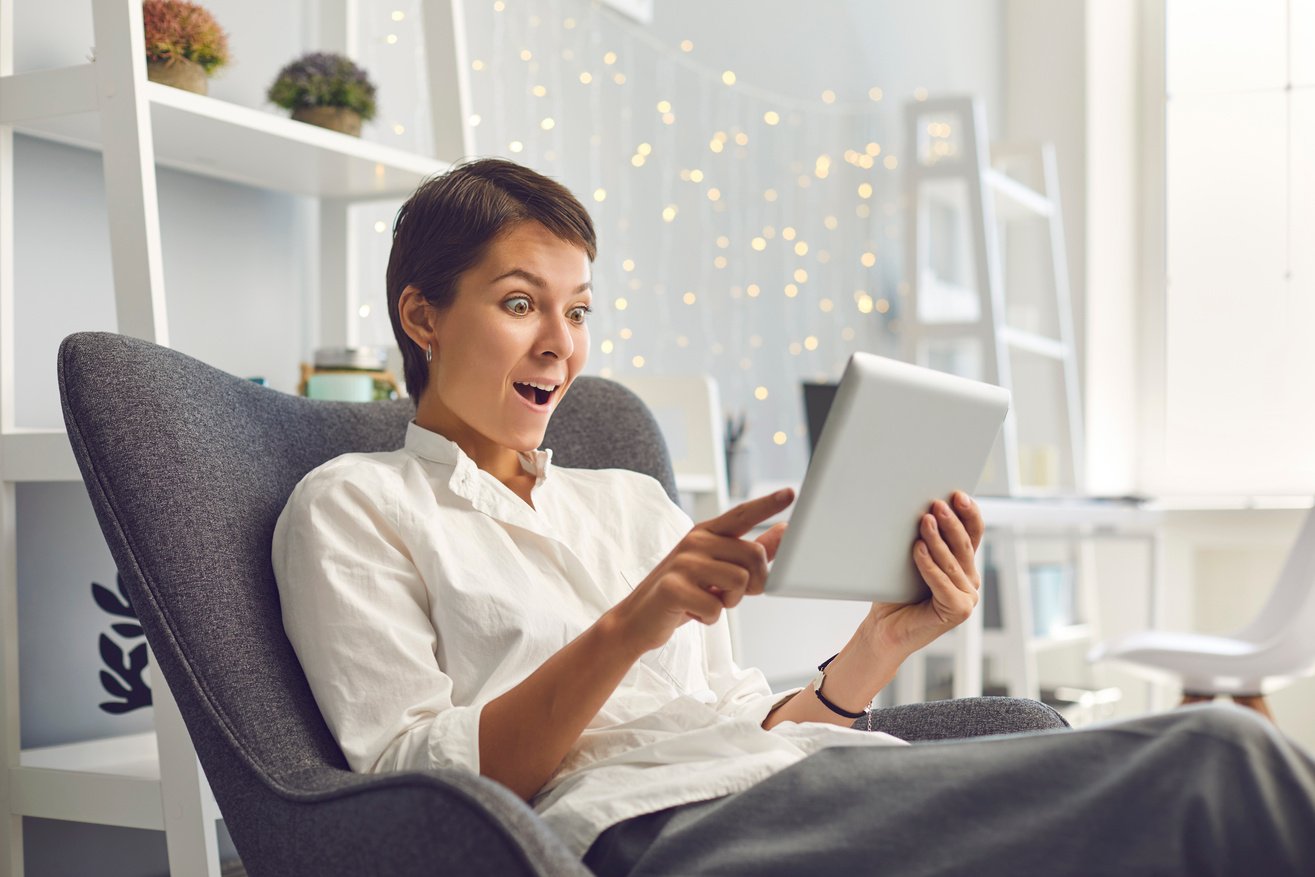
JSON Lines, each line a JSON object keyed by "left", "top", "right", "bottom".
{"left": 100, "top": 669, "right": 130, "bottom": 699}
{"left": 99, "top": 633, "right": 126, "bottom": 673}
{"left": 99, "top": 701, "right": 139, "bottom": 714}
{"left": 92, "top": 582, "right": 135, "bottom": 618}
{"left": 94, "top": 570, "right": 150, "bottom": 715}
{"left": 95, "top": 636, "right": 152, "bottom": 714}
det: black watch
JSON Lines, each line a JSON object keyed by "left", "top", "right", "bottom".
{"left": 809, "top": 653, "right": 869, "bottom": 719}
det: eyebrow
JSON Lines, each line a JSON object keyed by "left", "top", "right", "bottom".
{"left": 491, "top": 268, "right": 592, "bottom": 294}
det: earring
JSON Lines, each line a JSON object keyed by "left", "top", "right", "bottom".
{"left": 425, "top": 342, "right": 433, "bottom": 363}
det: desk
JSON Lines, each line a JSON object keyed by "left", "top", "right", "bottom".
{"left": 977, "top": 496, "right": 1166, "bottom": 651}
{"left": 738, "top": 484, "right": 1163, "bottom": 703}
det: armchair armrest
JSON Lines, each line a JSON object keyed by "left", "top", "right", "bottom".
{"left": 222, "top": 702, "right": 1067, "bottom": 875}
{"left": 855, "top": 696, "right": 1070, "bottom": 741}
{"left": 231, "top": 765, "right": 592, "bottom": 877}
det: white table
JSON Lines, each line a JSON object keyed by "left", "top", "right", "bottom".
{"left": 739, "top": 484, "right": 1164, "bottom": 702}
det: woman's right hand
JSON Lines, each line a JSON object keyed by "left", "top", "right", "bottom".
{"left": 607, "top": 488, "right": 796, "bottom": 654}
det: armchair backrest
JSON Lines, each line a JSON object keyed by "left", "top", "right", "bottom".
{"left": 56, "top": 331, "right": 677, "bottom": 808}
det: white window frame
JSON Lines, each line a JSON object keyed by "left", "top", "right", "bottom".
{"left": 1136, "top": 0, "right": 1169, "bottom": 496}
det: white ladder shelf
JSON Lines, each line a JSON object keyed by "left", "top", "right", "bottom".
{"left": 895, "top": 95, "right": 1092, "bottom": 705}
{"left": 0, "top": 1, "right": 469, "bottom": 873}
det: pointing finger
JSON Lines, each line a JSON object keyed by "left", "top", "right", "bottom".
{"left": 700, "top": 488, "right": 794, "bottom": 539}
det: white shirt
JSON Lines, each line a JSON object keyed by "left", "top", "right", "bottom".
{"left": 271, "top": 420, "right": 905, "bottom": 857}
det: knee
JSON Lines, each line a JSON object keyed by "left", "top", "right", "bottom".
{"left": 1011, "top": 697, "right": 1070, "bottom": 730}
{"left": 974, "top": 696, "right": 1071, "bottom": 732}
{"left": 1171, "top": 702, "right": 1277, "bottom": 749}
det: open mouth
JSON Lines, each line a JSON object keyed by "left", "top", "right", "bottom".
{"left": 513, "top": 380, "right": 558, "bottom": 407}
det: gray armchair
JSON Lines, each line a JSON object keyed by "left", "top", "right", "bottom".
{"left": 56, "top": 331, "right": 1066, "bottom": 877}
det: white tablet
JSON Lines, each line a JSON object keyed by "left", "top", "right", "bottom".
{"left": 764, "top": 353, "right": 1010, "bottom": 603}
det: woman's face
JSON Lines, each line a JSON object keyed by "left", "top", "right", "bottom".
{"left": 423, "top": 220, "right": 593, "bottom": 457}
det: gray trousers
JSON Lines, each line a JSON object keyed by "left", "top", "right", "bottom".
{"left": 582, "top": 701, "right": 1315, "bottom": 877}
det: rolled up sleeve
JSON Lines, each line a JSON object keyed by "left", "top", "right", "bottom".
{"left": 271, "top": 466, "right": 483, "bottom": 776}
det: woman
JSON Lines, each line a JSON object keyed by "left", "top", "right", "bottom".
{"left": 272, "top": 158, "right": 1315, "bottom": 876}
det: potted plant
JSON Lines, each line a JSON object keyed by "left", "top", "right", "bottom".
{"left": 142, "top": 0, "right": 231, "bottom": 95}
{"left": 267, "top": 52, "right": 378, "bottom": 137}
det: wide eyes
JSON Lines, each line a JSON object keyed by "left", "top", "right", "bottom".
{"left": 503, "top": 295, "right": 591, "bottom": 324}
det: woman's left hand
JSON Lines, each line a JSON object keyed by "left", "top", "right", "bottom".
{"left": 864, "top": 491, "right": 986, "bottom": 657}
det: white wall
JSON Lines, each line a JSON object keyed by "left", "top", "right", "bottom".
{"left": 997, "top": 0, "right": 1147, "bottom": 498}
{"left": 1082, "top": 0, "right": 1142, "bottom": 496}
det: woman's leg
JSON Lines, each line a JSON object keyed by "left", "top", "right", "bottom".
{"left": 586, "top": 704, "right": 1315, "bottom": 877}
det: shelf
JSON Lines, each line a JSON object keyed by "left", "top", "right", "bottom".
{"left": 15, "top": 731, "right": 218, "bottom": 830}
{"left": 977, "top": 496, "right": 1163, "bottom": 533}
{"left": 906, "top": 318, "right": 986, "bottom": 337}
{"left": 743, "top": 484, "right": 1164, "bottom": 536}
{"left": 912, "top": 163, "right": 1053, "bottom": 221}
{"left": 1152, "top": 495, "right": 1315, "bottom": 511}
{"left": 1019, "top": 622, "right": 1094, "bottom": 651}
{"left": 983, "top": 167, "right": 1053, "bottom": 219}
{"left": 896, "top": 319, "right": 1069, "bottom": 362}
{"left": 1, "top": 4, "right": 469, "bottom": 867}
{"left": 8, "top": 72, "right": 448, "bottom": 199}
{"left": 999, "top": 326, "right": 1068, "bottom": 360}
{"left": 2, "top": 428, "right": 80, "bottom": 482}
{"left": 922, "top": 624, "right": 1095, "bottom": 657}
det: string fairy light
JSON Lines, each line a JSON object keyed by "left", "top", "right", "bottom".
{"left": 446, "top": 0, "right": 912, "bottom": 481}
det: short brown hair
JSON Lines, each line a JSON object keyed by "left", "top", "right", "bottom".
{"left": 386, "top": 157, "right": 598, "bottom": 400}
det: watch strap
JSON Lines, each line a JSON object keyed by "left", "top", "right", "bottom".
{"left": 813, "top": 652, "right": 869, "bottom": 720}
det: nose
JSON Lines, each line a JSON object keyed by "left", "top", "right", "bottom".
{"left": 537, "top": 311, "right": 575, "bottom": 361}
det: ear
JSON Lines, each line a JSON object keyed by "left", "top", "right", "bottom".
{"left": 398, "top": 285, "right": 438, "bottom": 352}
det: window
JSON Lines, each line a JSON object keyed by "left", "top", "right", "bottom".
{"left": 1155, "top": 0, "right": 1315, "bottom": 494}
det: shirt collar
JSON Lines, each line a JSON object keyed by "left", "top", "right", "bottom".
{"left": 404, "top": 420, "right": 554, "bottom": 486}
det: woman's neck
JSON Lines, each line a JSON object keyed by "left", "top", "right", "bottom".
{"left": 413, "top": 396, "right": 532, "bottom": 499}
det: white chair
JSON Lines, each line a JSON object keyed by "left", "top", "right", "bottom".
{"left": 612, "top": 374, "right": 730, "bottom": 522}
{"left": 613, "top": 373, "right": 749, "bottom": 662}
{"left": 1087, "top": 502, "right": 1315, "bottom": 722}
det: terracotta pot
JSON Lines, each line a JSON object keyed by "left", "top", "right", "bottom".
{"left": 291, "top": 106, "right": 363, "bottom": 137}
{"left": 146, "top": 58, "right": 207, "bottom": 95}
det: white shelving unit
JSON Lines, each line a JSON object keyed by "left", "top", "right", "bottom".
{"left": 0, "top": 1, "right": 471, "bottom": 873}
{"left": 892, "top": 95, "right": 1149, "bottom": 711}
{"left": 901, "top": 95, "right": 1085, "bottom": 496}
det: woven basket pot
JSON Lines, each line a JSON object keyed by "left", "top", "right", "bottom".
{"left": 291, "top": 106, "right": 363, "bottom": 137}
{"left": 146, "top": 58, "right": 207, "bottom": 95}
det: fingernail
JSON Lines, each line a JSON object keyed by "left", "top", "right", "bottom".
{"left": 956, "top": 492, "right": 969, "bottom": 508}
{"left": 775, "top": 488, "right": 793, "bottom": 501}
